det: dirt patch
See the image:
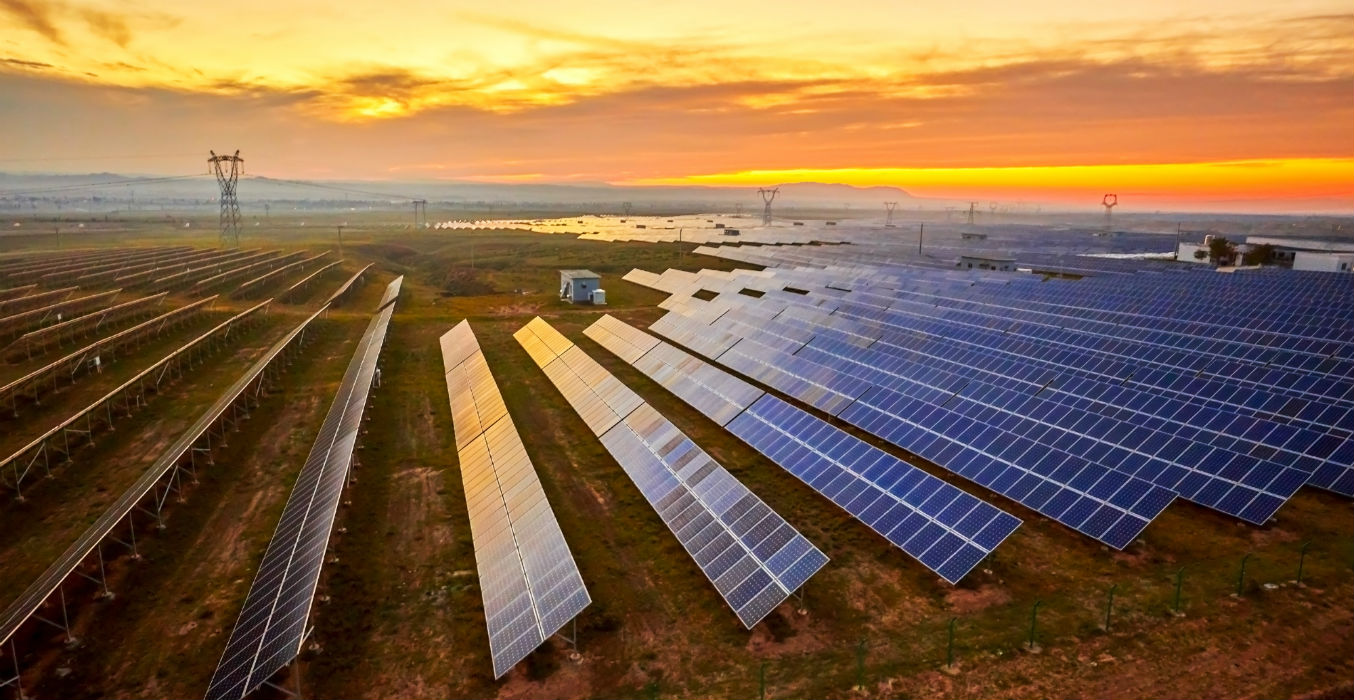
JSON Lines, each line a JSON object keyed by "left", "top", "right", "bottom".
{"left": 945, "top": 584, "right": 1013, "bottom": 615}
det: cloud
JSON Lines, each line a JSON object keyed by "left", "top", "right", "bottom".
{"left": 0, "top": 0, "right": 64, "bottom": 44}
{"left": 80, "top": 8, "right": 131, "bottom": 47}
{"left": 2, "top": 57, "right": 53, "bottom": 70}
{"left": 0, "top": 5, "right": 1349, "bottom": 186}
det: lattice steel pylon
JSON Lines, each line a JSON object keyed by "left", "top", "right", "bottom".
{"left": 1102, "top": 193, "right": 1118, "bottom": 232}
{"left": 884, "top": 201, "right": 898, "bottom": 227}
{"left": 412, "top": 199, "right": 428, "bottom": 228}
{"left": 758, "top": 187, "right": 778, "bottom": 226}
{"left": 208, "top": 150, "right": 244, "bottom": 247}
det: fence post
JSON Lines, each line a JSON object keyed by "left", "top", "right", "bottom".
{"left": 1297, "top": 541, "right": 1312, "bottom": 584}
{"left": 759, "top": 662, "right": 766, "bottom": 700}
{"left": 946, "top": 617, "right": 957, "bottom": 669}
{"left": 1026, "top": 600, "right": 1042, "bottom": 650}
{"left": 1172, "top": 566, "right": 1185, "bottom": 615}
{"left": 1104, "top": 584, "right": 1118, "bottom": 632}
{"left": 855, "top": 638, "right": 866, "bottom": 690}
{"left": 1235, "top": 553, "right": 1252, "bottom": 596}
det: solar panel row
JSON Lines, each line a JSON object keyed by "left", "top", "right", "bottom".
{"left": 515, "top": 317, "right": 827, "bottom": 628}
{"left": 632, "top": 256, "right": 1352, "bottom": 521}
{"left": 696, "top": 303, "right": 1316, "bottom": 524}
{"left": 652, "top": 305, "right": 1177, "bottom": 550}
{"left": 206, "top": 277, "right": 402, "bottom": 700}
{"left": 585, "top": 314, "right": 1021, "bottom": 584}
{"left": 439, "top": 320, "right": 590, "bottom": 678}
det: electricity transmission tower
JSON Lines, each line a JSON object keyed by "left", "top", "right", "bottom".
{"left": 967, "top": 201, "right": 977, "bottom": 226}
{"left": 758, "top": 187, "right": 779, "bottom": 226}
{"left": 884, "top": 201, "right": 898, "bottom": 227}
{"left": 1102, "top": 194, "right": 1118, "bottom": 232}
{"left": 622, "top": 201, "right": 633, "bottom": 217}
{"left": 412, "top": 199, "right": 428, "bottom": 228}
{"left": 208, "top": 150, "right": 243, "bottom": 247}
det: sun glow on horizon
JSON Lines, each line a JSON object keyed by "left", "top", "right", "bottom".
{"left": 626, "top": 159, "right": 1354, "bottom": 208}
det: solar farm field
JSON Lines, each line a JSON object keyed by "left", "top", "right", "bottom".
{"left": 0, "top": 219, "right": 1350, "bottom": 700}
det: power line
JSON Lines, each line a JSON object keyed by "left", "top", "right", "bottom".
{"left": 247, "top": 175, "right": 421, "bottom": 202}
{"left": 0, "top": 174, "right": 205, "bottom": 197}
{"left": 0, "top": 152, "right": 202, "bottom": 164}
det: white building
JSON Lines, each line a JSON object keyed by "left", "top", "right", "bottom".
{"left": 1293, "top": 252, "right": 1354, "bottom": 273}
{"left": 1177, "top": 242, "right": 1209, "bottom": 263}
{"left": 559, "top": 269, "right": 602, "bottom": 303}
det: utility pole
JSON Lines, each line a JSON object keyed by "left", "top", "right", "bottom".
{"left": 337, "top": 224, "right": 344, "bottom": 259}
{"left": 918, "top": 223, "right": 924, "bottom": 255}
{"left": 208, "top": 150, "right": 244, "bottom": 248}
{"left": 759, "top": 187, "right": 778, "bottom": 226}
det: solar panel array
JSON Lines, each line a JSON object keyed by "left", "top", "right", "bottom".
{"left": 627, "top": 251, "right": 1353, "bottom": 540}
{"left": 585, "top": 314, "right": 1021, "bottom": 583}
{"left": 515, "top": 317, "right": 827, "bottom": 627}
{"left": 440, "top": 320, "right": 590, "bottom": 678}
{"left": 0, "top": 303, "right": 327, "bottom": 656}
{"left": 206, "top": 276, "right": 403, "bottom": 700}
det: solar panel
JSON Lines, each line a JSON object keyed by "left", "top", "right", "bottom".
{"left": 720, "top": 285, "right": 1326, "bottom": 520}
{"left": 647, "top": 306, "right": 1176, "bottom": 550}
{"left": 586, "top": 315, "right": 1021, "bottom": 584}
{"left": 205, "top": 277, "right": 402, "bottom": 700}
{"left": 514, "top": 317, "right": 827, "bottom": 627}
{"left": 441, "top": 320, "right": 590, "bottom": 678}
{"left": 583, "top": 312, "right": 659, "bottom": 364}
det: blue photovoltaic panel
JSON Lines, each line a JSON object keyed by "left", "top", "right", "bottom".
{"left": 601, "top": 404, "right": 829, "bottom": 626}
{"left": 585, "top": 315, "right": 1021, "bottom": 584}
{"left": 586, "top": 314, "right": 763, "bottom": 427}
{"left": 647, "top": 304, "right": 1176, "bottom": 550}
{"left": 514, "top": 317, "right": 827, "bottom": 628}
{"left": 708, "top": 285, "right": 1324, "bottom": 523}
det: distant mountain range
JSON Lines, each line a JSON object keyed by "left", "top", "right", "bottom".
{"left": 0, "top": 172, "right": 915, "bottom": 208}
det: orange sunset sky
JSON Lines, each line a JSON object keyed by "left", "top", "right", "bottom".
{"left": 1, "top": 0, "right": 1351, "bottom": 211}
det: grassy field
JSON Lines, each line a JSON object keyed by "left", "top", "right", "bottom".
{"left": 1, "top": 218, "right": 1351, "bottom": 699}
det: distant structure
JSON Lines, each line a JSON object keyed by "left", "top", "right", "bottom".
{"left": 622, "top": 201, "right": 633, "bottom": 217}
{"left": 208, "top": 150, "right": 243, "bottom": 248}
{"left": 1102, "top": 194, "right": 1118, "bottom": 231}
{"left": 758, "top": 187, "right": 778, "bottom": 226}
{"left": 957, "top": 254, "right": 1015, "bottom": 272}
{"left": 967, "top": 202, "right": 977, "bottom": 226}
{"left": 559, "top": 269, "right": 604, "bottom": 304}
{"left": 884, "top": 201, "right": 898, "bottom": 227}
{"left": 412, "top": 199, "right": 428, "bottom": 228}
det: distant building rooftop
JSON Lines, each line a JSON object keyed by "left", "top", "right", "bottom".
{"left": 559, "top": 269, "right": 600, "bottom": 280}
{"left": 1245, "top": 237, "right": 1354, "bottom": 253}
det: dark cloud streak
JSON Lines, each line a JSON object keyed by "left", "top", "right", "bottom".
{"left": 0, "top": 0, "right": 64, "bottom": 44}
